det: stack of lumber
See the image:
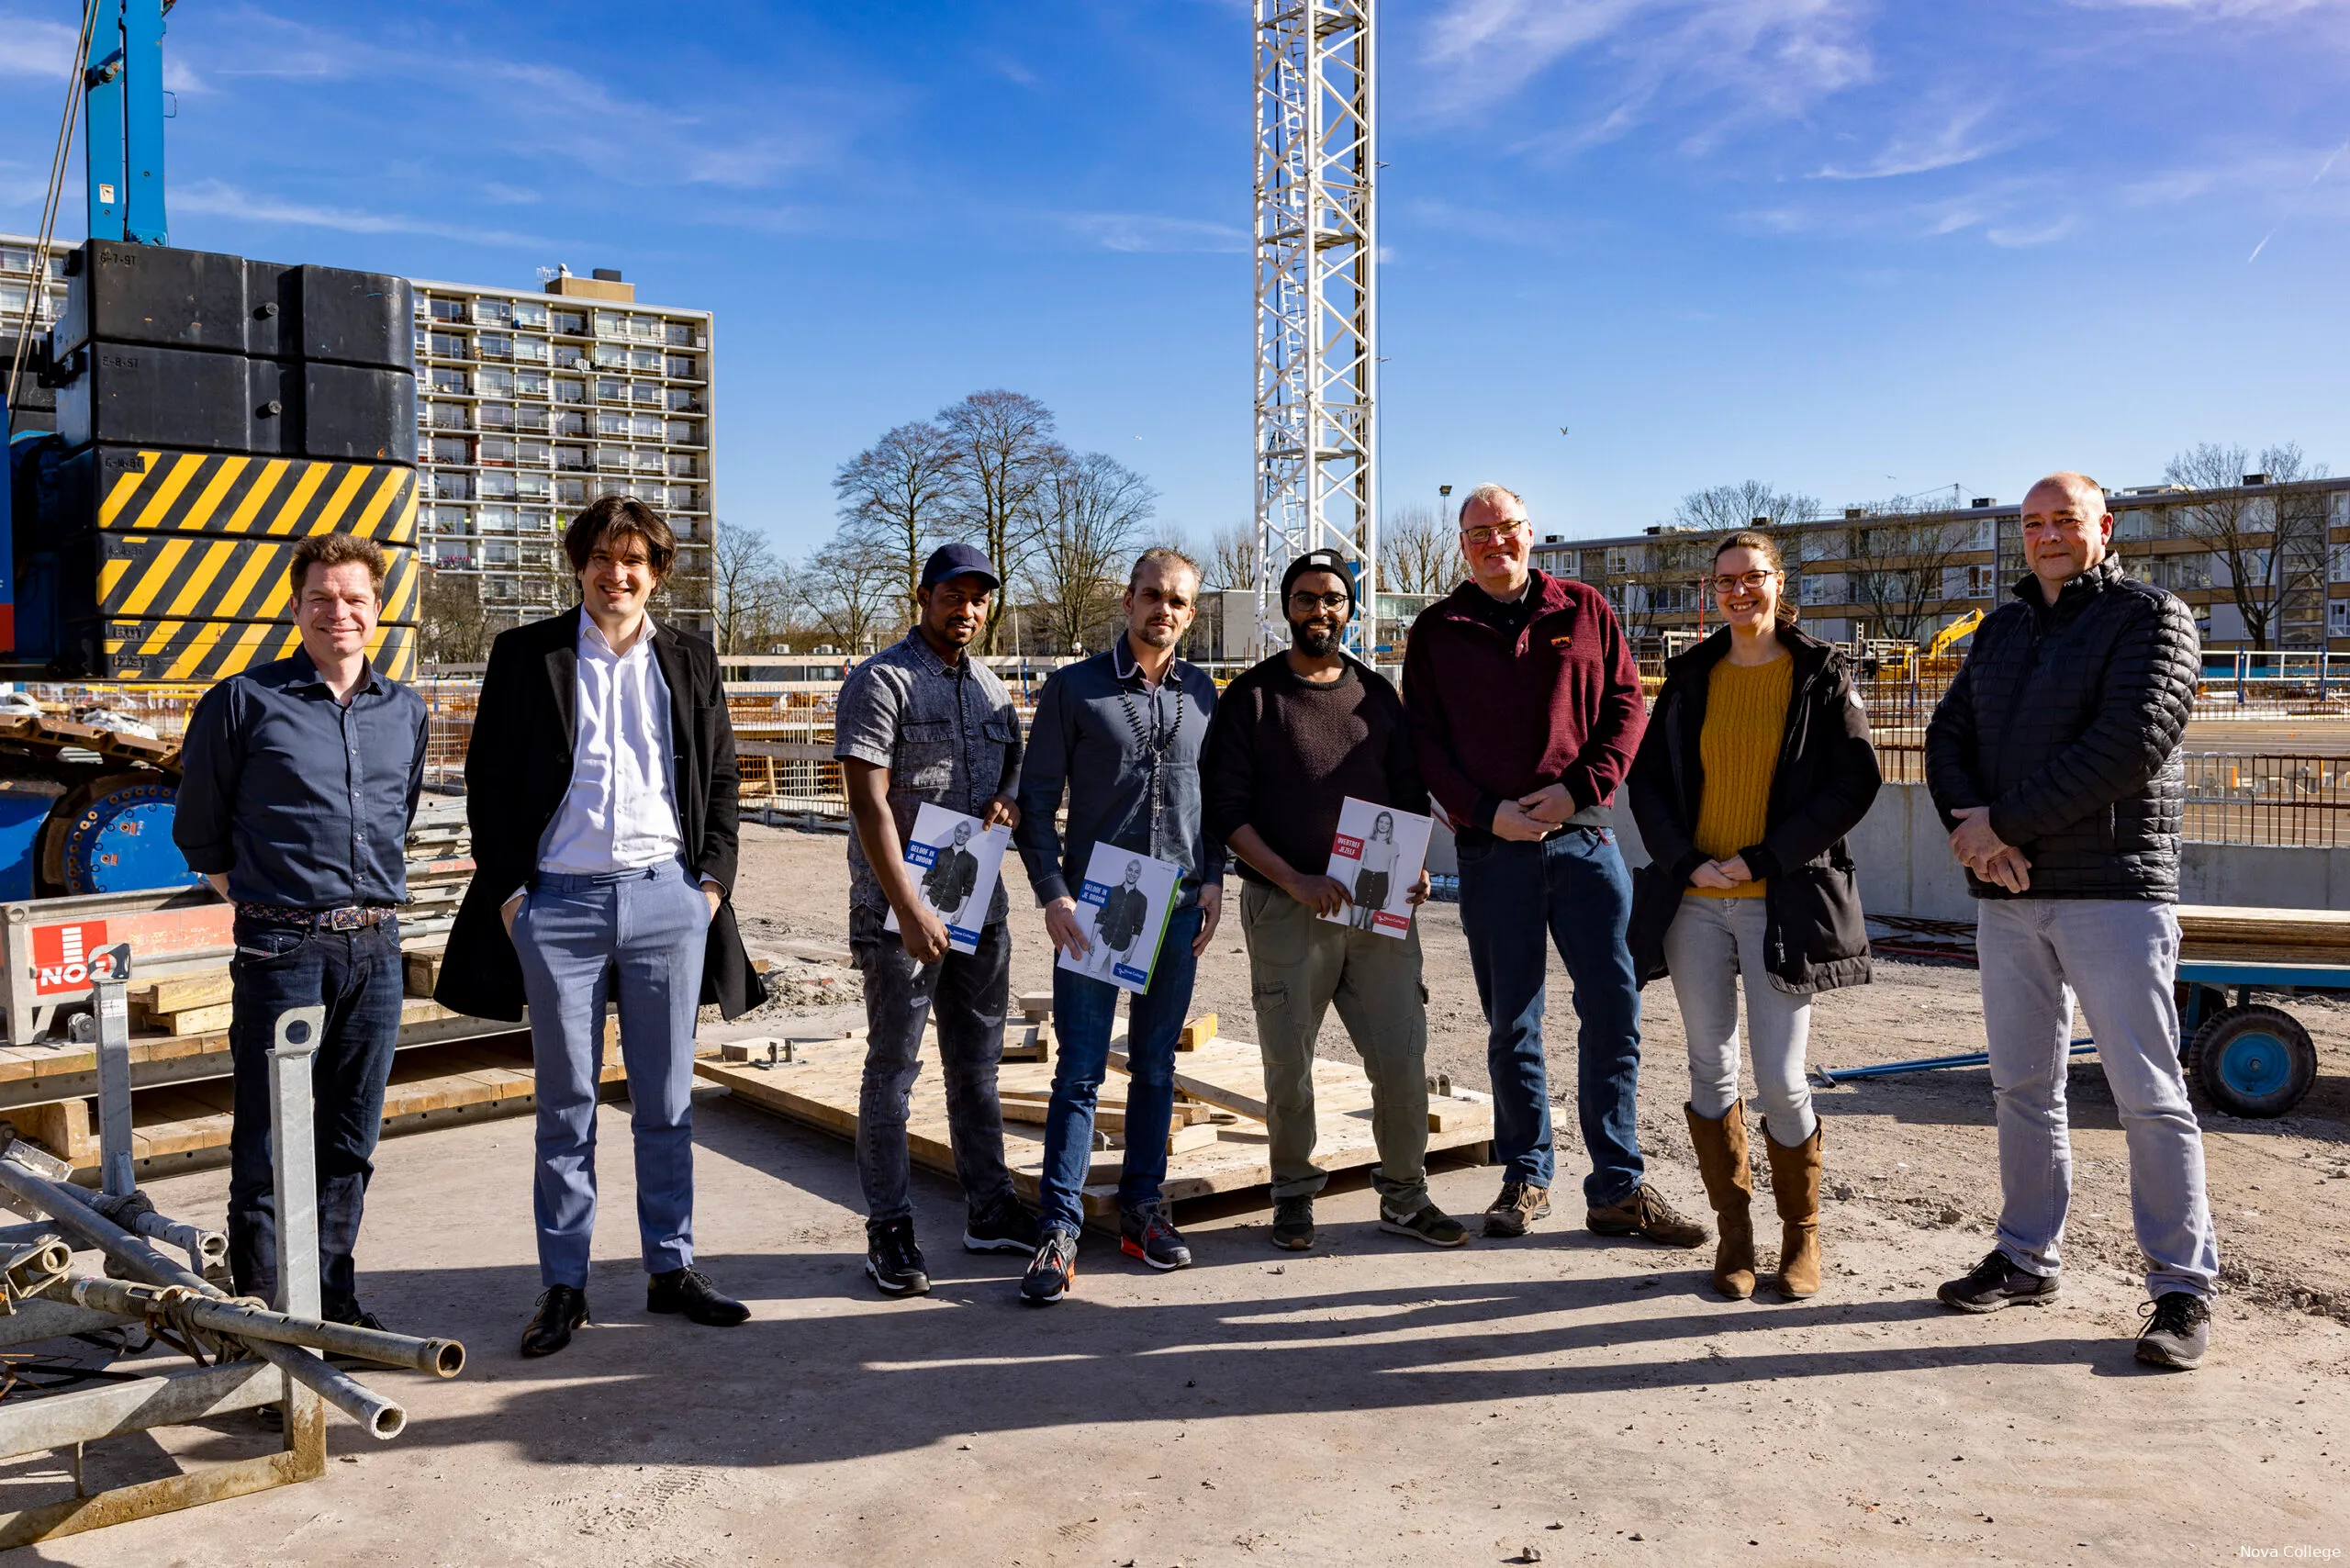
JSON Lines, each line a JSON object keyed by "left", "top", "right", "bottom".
{"left": 695, "top": 1014, "right": 1496, "bottom": 1219}
{"left": 2174, "top": 905, "right": 2350, "bottom": 967}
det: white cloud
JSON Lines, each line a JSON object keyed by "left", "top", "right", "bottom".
{"left": 173, "top": 179, "right": 553, "bottom": 248}
{"left": 1812, "top": 105, "right": 2013, "bottom": 180}
{"left": 1061, "top": 212, "right": 1248, "bottom": 253}
{"left": 0, "top": 16, "right": 81, "bottom": 80}
{"left": 1417, "top": 0, "right": 1875, "bottom": 147}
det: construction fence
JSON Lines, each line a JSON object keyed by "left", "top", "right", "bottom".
{"left": 13, "top": 655, "right": 2350, "bottom": 849}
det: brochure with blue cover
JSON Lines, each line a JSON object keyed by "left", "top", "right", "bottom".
{"left": 884, "top": 801, "right": 1011, "bottom": 956}
{"left": 1056, "top": 840, "right": 1181, "bottom": 994}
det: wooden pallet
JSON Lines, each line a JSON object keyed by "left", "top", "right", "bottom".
{"left": 83, "top": 1034, "right": 626, "bottom": 1180}
{"left": 697, "top": 1025, "right": 1494, "bottom": 1219}
{"left": 2176, "top": 904, "right": 2350, "bottom": 967}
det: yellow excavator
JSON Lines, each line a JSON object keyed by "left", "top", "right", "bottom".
{"left": 1926, "top": 607, "right": 1986, "bottom": 659}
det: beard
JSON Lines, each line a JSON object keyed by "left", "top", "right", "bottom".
{"left": 1289, "top": 618, "right": 1342, "bottom": 657}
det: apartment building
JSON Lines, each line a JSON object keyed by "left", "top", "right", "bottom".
{"left": 412, "top": 267, "right": 714, "bottom": 630}
{"left": 0, "top": 237, "right": 69, "bottom": 337}
{"left": 1529, "top": 476, "right": 2350, "bottom": 652}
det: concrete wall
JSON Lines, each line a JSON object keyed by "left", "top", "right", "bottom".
{"left": 1425, "top": 779, "right": 2349, "bottom": 914}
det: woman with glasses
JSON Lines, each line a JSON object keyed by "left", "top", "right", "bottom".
{"left": 1625, "top": 531, "right": 1881, "bottom": 1301}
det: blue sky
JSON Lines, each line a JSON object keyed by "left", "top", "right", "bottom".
{"left": 4, "top": 0, "right": 2346, "bottom": 552}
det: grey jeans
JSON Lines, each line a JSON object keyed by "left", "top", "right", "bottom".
{"left": 849, "top": 905, "right": 1017, "bottom": 1231}
{"left": 1975, "top": 898, "right": 2220, "bottom": 1300}
{"left": 1662, "top": 894, "right": 1817, "bottom": 1144}
{"left": 1238, "top": 881, "right": 1429, "bottom": 1212}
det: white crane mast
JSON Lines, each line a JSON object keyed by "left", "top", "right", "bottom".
{"left": 1252, "top": 0, "right": 1378, "bottom": 657}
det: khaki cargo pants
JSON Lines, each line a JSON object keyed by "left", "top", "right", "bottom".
{"left": 1237, "top": 880, "right": 1430, "bottom": 1214}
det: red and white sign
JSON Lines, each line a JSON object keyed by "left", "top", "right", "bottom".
{"left": 24, "top": 902, "right": 233, "bottom": 998}
{"left": 33, "top": 921, "right": 117, "bottom": 995}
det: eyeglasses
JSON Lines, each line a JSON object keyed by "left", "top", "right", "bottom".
{"left": 1461, "top": 521, "right": 1530, "bottom": 547}
{"left": 1709, "top": 569, "right": 1776, "bottom": 595}
{"left": 1287, "top": 591, "right": 1350, "bottom": 612}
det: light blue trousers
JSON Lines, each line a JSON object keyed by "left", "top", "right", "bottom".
{"left": 1976, "top": 898, "right": 2220, "bottom": 1301}
{"left": 514, "top": 859, "right": 709, "bottom": 1290}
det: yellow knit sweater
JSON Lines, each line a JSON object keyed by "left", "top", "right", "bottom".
{"left": 1689, "top": 654, "right": 1792, "bottom": 899}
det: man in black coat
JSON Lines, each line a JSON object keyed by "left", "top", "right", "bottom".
{"left": 1924, "top": 470, "right": 2218, "bottom": 1372}
{"left": 437, "top": 497, "right": 765, "bottom": 1357}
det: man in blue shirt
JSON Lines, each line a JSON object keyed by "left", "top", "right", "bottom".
{"left": 174, "top": 532, "right": 429, "bottom": 1330}
{"left": 1013, "top": 546, "right": 1224, "bottom": 1305}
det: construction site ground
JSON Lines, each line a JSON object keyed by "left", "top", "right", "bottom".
{"left": 17, "top": 823, "right": 2347, "bottom": 1565}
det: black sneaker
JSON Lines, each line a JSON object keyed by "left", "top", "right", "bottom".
{"left": 866, "top": 1218, "right": 931, "bottom": 1297}
{"left": 964, "top": 1194, "right": 1044, "bottom": 1255}
{"left": 1120, "top": 1202, "right": 1192, "bottom": 1271}
{"left": 1270, "top": 1196, "right": 1315, "bottom": 1251}
{"left": 1021, "top": 1230, "right": 1079, "bottom": 1306}
{"left": 1936, "top": 1249, "right": 2060, "bottom": 1314}
{"left": 2135, "top": 1292, "right": 2210, "bottom": 1371}
{"left": 1380, "top": 1204, "right": 1470, "bottom": 1248}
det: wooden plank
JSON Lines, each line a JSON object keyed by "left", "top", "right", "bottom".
{"left": 148, "top": 1002, "right": 234, "bottom": 1037}
{"left": 129, "top": 970, "right": 234, "bottom": 1014}
{"left": 1178, "top": 1014, "right": 1215, "bottom": 1052}
{"left": 699, "top": 1025, "right": 1493, "bottom": 1219}
{"left": 19, "top": 1097, "right": 95, "bottom": 1165}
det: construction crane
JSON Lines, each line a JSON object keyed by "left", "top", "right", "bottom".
{"left": 0, "top": 0, "right": 420, "bottom": 902}
{"left": 1253, "top": 0, "right": 1377, "bottom": 657}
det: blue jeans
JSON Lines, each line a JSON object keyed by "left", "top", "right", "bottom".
{"left": 1036, "top": 905, "right": 1203, "bottom": 1235}
{"left": 1455, "top": 826, "right": 1645, "bottom": 1205}
{"left": 227, "top": 914, "right": 404, "bottom": 1318}
{"left": 513, "top": 859, "right": 709, "bottom": 1290}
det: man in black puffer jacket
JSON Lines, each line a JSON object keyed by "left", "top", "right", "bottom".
{"left": 1924, "top": 470, "right": 2219, "bottom": 1372}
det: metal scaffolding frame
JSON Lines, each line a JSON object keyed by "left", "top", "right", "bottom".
{"left": 1253, "top": 0, "right": 1378, "bottom": 658}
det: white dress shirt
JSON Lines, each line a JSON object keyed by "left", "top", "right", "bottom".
{"left": 537, "top": 612, "right": 686, "bottom": 875}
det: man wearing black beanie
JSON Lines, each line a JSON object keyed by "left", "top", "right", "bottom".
{"left": 1199, "top": 550, "right": 1466, "bottom": 1251}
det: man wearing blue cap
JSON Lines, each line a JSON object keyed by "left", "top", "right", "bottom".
{"left": 834, "top": 543, "right": 1040, "bottom": 1296}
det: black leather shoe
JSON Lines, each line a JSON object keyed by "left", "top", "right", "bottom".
{"left": 647, "top": 1266, "right": 750, "bottom": 1327}
{"left": 520, "top": 1284, "right": 589, "bottom": 1357}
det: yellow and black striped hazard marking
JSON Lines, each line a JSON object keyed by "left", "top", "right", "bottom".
{"left": 95, "top": 537, "right": 418, "bottom": 624}
{"left": 98, "top": 451, "right": 418, "bottom": 544}
{"left": 91, "top": 620, "right": 418, "bottom": 685}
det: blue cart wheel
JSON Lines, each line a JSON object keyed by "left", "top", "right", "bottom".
{"left": 2187, "top": 1003, "right": 2317, "bottom": 1120}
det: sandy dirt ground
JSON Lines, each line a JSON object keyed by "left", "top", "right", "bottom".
{"left": 12, "top": 821, "right": 2347, "bottom": 1566}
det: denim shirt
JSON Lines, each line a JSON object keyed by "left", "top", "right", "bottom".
{"left": 832, "top": 630, "right": 1023, "bottom": 924}
{"left": 1014, "top": 639, "right": 1224, "bottom": 911}
{"left": 173, "top": 648, "right": 431, "bottom": 909}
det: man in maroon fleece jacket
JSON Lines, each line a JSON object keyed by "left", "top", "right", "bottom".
{"left": 1403, "top": 482, "right": 1706, "bottom": 1249}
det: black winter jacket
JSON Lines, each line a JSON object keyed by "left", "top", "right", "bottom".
{"left": 435, "top": 608, "right": 767, "bottom": 1023}
{"left": 1923, "top": 558, "right": 2198, "bottom": 902}
{"left": 1626, "top": 625, "right": 1882, "bottom": 994}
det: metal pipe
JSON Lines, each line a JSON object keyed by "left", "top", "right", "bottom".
{"left": 127, "top": 1209, "right": 227, "bottom": 1270}
{"left": 0, "top": 1158, "right": 407, "bottom": 1441}
{"left": 66, "top": 1277, "right": 464, "bottom": 1378}
{"left": 0, "top": 1222, "right": 63, "bottom": 1250}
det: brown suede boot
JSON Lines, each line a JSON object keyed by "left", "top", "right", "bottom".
{"left": 1763, "top": 1119, "right": 1824, "bottom": 1300}
{"left": 1684, "top": 1101, "right": 1756, "bottom": 1300}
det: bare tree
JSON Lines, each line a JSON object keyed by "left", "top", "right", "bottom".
{"left": 1206, "top": 524, "right": 1262, "bottom": 591}
{"left": 710, "top": 519, "right": 797, "bottom": 655}
{"left": 1023, "top": 452, "right": 1157, "bottom": 655}
{"left": 803, "top": 523, "right": 898, "bottom": 655}
{"left": 2165, "top": 442, "right": 2290, "bottom": 648}
{"left": 1672, "top": 480, "right": 1823, "bottom": 539}
{"left": 1380, "top": 502, "right": 1458, "bottom": 596}
{"left": 1612, "top": 532, "right": 1712, "bottom": 643}
{"left": 1844, "top": 505, "right": 1978, "bottom": 643}
{"left": 834, "top": 420, "right": 958, "bottom": 621}
{"left": 418, "top": 567, "right": 489, "bottom": 666}
{"left": 939, "top": 390, "right": 1061, "bottom": 652}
